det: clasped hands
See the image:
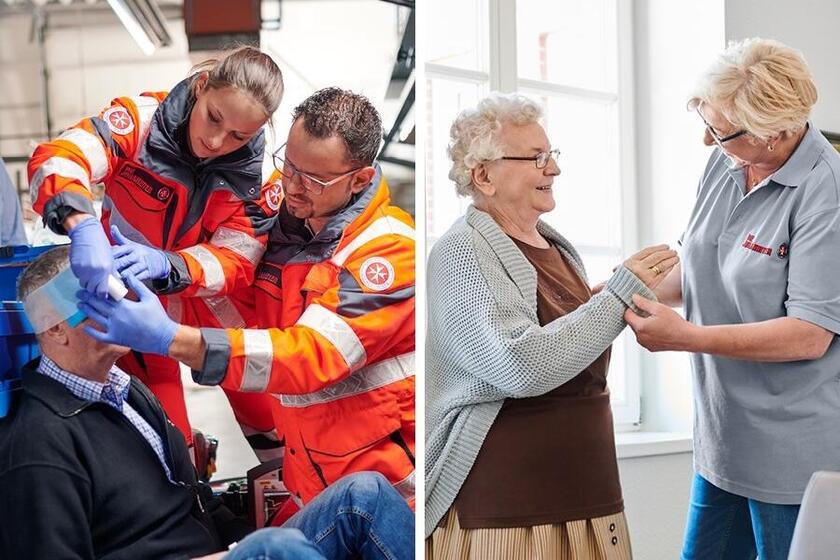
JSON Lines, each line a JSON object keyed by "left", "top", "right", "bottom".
{"left": 597, "top": 244, "right": 696, "bottom": 353}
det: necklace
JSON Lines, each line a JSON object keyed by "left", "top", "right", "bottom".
{"left": 746, "top": 166, "right": 764, "bottom": 188}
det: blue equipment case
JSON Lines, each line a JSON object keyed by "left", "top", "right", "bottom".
{"left": 0, "top": 245, "right": 63, "bottom": 417}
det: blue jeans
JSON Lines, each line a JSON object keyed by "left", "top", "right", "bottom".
{"left": 681, "top": 473, "right": 800, "bottom": 560}
{"left": 226, "top": 471, "right": 414, "bottom": 560}
{"left": 225, "top": 528, "right": 326, "bottom": 560}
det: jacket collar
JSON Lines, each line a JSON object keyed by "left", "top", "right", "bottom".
{"left": 265, "top": 164, "right": 389, "bottom": 265}
{"left": 21, "top": 357, "right": 158, "bottom": 419}
{"left": 140, "top": 78, "right": 265, "bottom": 199}
{"left": 22, "top": 358, "right": 94, "bottom": 417}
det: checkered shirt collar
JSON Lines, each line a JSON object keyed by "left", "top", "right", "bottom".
{"left": 37, "top": 355, "right": 131, "bottom": 410}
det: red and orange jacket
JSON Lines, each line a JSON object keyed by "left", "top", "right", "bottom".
{"left": 192, "top": 167, "right": 416, "bottom": 507}
{"left": 28, "top": 79, "right": 276, "bottom": 313}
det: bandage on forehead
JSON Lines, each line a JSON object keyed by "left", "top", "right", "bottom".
{"left": 22, "top": 266, "right": 87, "bottom": 333}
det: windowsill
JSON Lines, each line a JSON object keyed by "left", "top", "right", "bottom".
{"left": 615, "top": 431, "right": 693, "bottom": 459}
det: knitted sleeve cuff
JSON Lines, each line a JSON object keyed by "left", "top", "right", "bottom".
{"left": 605, "top": 265, "right": 657, "bottom": 312}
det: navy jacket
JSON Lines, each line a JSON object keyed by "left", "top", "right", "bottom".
{"left": 0, "top": 359, "right": 222, "bottom": 559}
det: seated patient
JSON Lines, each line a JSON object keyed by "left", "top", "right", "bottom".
{"left": 0, "top": 246, "right": 414, "bottom": 560}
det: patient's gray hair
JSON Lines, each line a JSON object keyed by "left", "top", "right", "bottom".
{"left": 16, "top": 246, "right": 71, "bottom": 302}
{"left": 448, "top": 93, "right": 543, "bottom": 197}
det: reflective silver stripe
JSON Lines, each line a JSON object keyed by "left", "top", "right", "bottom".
{"left": 239, "top": 425, "right": 284, "bottom": 463}
{"left": 164, "top": 296, "right": 182, "bottom": 323}
{"left": 29, "top": 156, "right": 90, "bottom": 204}
{"left": 130, "top": 95, "right": 159, "bottom": 141}
{"left": 241, "top": 329, "right": 273, "bottom": 392}
{"left": 393, "top": 470, "right": 415, "bottom": 500}
{"left": 277, "top": 351, "right": 414, "bottom": 408}
{"left": 330, "top": 216, "right": 415, "bottom": 266}
{"left": 182, "top": 245, "right": 225, "bottom": 296}
{"left": 291, "top": 493, "right": 304, "bottom": 509}
{"left": 295, "top": 304, "right": 367, "bottom": 371}
{"left": 58, "top": 128, "right": 109, "bottom": 182}
{"left": 204, "top": 295, "right": 246, "bottom": 328}
{"left": 210, "top": 226, "right": 265, "bottom": 266}
{"left": 103, "top": 195, "right": 154, "bottom": 246}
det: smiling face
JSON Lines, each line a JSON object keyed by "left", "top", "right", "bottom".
{"left": 480, "top": 120, "right": 560, "bottom": 222}
{"left": 188, "top": 75, "right": 268, "bottom": 159}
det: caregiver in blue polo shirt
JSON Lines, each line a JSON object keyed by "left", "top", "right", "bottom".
{"left": 624, "top": 38, "right": 840, "bottom": 560}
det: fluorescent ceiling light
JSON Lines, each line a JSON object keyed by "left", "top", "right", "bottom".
{"left": 106, "top": 0, "right": 171, "bottom": 56}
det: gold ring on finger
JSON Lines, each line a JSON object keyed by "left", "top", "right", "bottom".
{"left": 650, "top": 264, "right": 662, "bottom": 276}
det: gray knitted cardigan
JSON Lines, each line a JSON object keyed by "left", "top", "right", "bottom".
{"left": 424, "top": 205, "right": 655, "bottom": 536}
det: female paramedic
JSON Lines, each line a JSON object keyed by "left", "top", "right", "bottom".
{"left": 27, "top": 46, "right": 283, "bottom": 460}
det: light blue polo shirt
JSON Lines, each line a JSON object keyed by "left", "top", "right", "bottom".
{"left": 681, "top": 123, "right": 840, "bottom": 504}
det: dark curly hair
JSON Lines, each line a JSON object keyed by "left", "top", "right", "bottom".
{"left": 292, "top": 87, "right": 383, "bottom": 166}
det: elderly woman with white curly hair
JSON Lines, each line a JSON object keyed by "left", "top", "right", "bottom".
{"left": 623, "top": 38, "right": 840, "bottom": 560}
{"left": 424, "top": 92, "right": 678, "bottom": 559}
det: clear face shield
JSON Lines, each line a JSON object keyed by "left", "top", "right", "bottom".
{"left": 22, "top": 266, "right": 88, "bottom": 334}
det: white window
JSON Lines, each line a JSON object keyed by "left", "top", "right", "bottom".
{"left": 426, "top": 0, "right": 640, "bottom": 426}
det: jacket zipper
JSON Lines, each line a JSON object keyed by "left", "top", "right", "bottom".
{"left": 161, "top": 192, "right": 178, "bottom": 249}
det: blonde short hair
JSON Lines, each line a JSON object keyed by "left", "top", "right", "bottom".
{"left": 448, "top": 93, "right": 543, "bottom": 197}
{"left": 689, "top": 38, "right": 817, "bottom": 141}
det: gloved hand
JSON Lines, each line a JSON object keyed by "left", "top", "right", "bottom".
{"left": 76, "top": 273, "right": 178, "bottom": 356}
{"left": 111, "top": 225, "right": 171, "bottom": 281}
{"left": 68, "top": 216, "right": 114, "bottom": 297}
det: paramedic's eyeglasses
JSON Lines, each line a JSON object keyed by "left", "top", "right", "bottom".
{"left": 696, "top": 108, "right": 747, "bottom": 148}
{"left": 272, "top": 143, "right": 362, "bottom": 195}
{"left": 500, "top": 149, "right": 561, "bottom": 169}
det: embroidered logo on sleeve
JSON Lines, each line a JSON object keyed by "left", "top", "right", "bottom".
{"left": 778, "top": 243, "right": 789, "bottom": 259}
{"left": 103, "top": 107, "right": 135, "bottom": 135}
{"left": 742, "top": 234, "right": 772, "bottom": 256}
{"left": 265, "top": 182, "right": 282, "bottom": 211}
{"left": 359, "top": 256, "right": 395, "bottom": 291}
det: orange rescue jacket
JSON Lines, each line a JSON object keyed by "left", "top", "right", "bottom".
{"left": 28, "top": 79, "right": 276, "bottom": 316}
{"left": 192, "top": 167, "right": 416, "bottom": 507}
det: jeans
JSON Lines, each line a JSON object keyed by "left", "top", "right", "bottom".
{"left": 226, "top": 471, "right": 415, "bottom": 560}
{"left": 681, "top": 473, "right": 801, "bottom": 560}
{"left": 225, "top": 528, "right": 326, "bottom": 560}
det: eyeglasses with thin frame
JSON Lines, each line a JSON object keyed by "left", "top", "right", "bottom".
{"left": 500, "top": 149, "right": 561, "bottom": 169}
{"left": 695, "top": 108, "right": 747, "bottom": 149}
{"left": 272, "top": 143, "right": 362, "bottom": 195}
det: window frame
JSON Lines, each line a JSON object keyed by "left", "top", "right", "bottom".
{"left": 425, "top": 0, "right": 641, "bottom": 427}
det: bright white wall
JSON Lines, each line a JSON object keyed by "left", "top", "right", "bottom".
{"left": 619, "top": 452, "right": 694, "bottom": 560}
{"left": 618, "top": 2, "right": 725, "bottom": 557}
{"left": 632, "top": 0, "right": 725, "bottom": 433}
{"left": 725, "top": 0, "right": 840, "bottom": 133}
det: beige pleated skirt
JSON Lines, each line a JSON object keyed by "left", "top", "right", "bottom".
{"left": 426, "top": 508, "right": 633, "bottom": 560}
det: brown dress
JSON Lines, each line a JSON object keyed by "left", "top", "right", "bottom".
{"left": 426, "top": 238, "right": 633, "bottom": 560}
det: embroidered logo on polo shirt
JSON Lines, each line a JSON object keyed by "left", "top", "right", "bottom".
{"left": 778, "top": 243, "right": 789, "bottom": 259}
{"left": 742, "top": 234, "right": 772, "bottom": 256}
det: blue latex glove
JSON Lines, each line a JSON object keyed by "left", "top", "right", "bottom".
{"left": 76, "top": 273, "right": 178, "bottom": 356}
{"left": 68, "top": 216, "right": 114, "bottom": 297}
{"left": 111, "top": 225, "right": 171, "bottom": 281}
